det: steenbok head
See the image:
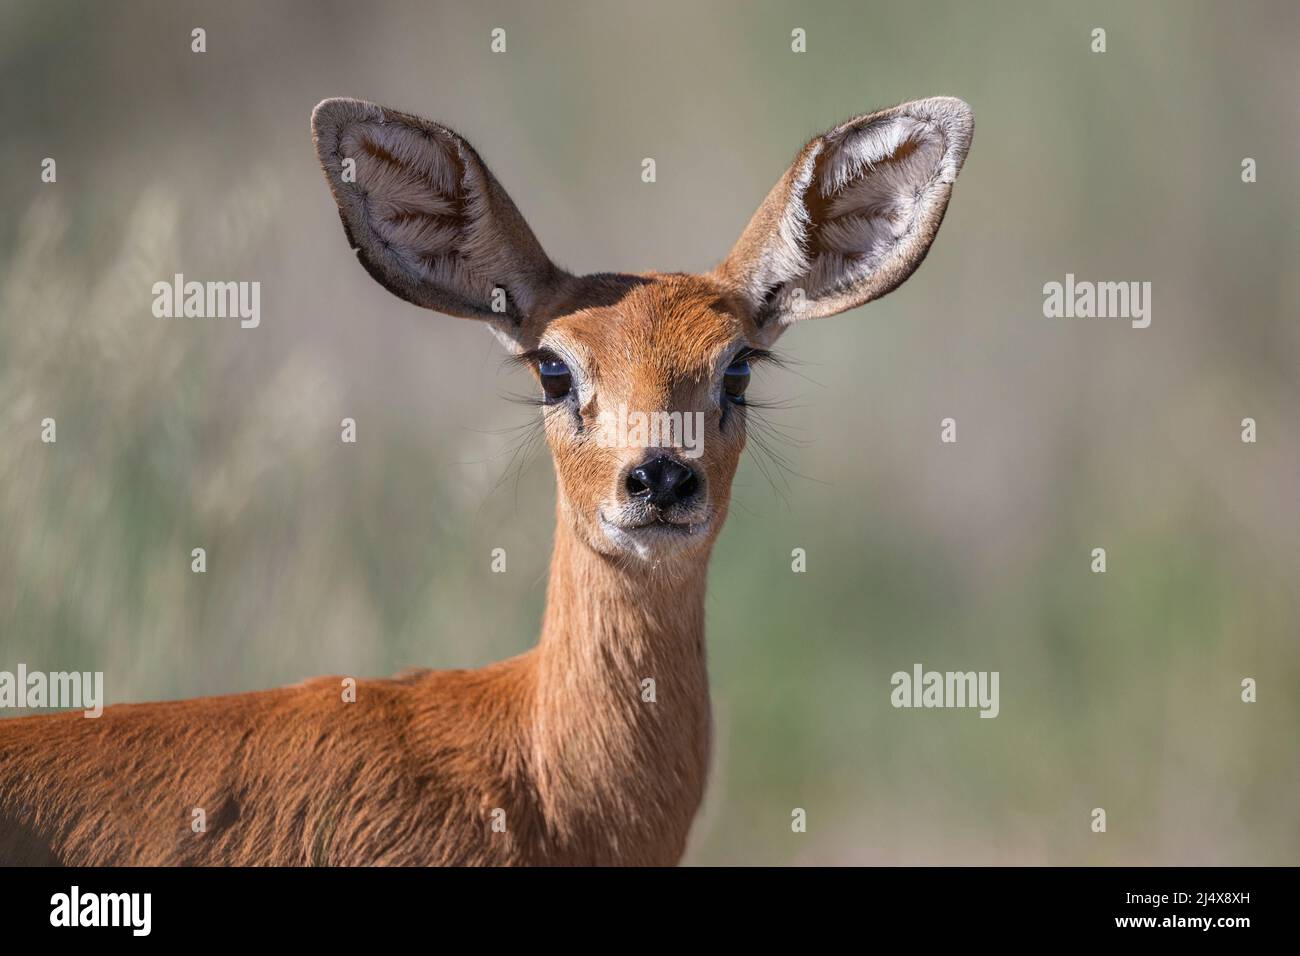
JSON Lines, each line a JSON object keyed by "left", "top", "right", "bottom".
{"left": 312, "top": 97, "right": 972, "bottom": 562}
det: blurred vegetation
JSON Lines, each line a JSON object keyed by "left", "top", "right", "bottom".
{"left": 1, "top": 0, "right": 1296, "bottom": 864}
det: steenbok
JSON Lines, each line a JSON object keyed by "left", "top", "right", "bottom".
{"left": 0, "top": 96, "right": 971, "bottom": 865}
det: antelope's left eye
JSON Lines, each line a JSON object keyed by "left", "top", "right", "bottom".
{"left": 723, "top": 357, "right": 751, "bottom": 399}
{"left": 538, "top": 356, "right": 572, "bottom": 402}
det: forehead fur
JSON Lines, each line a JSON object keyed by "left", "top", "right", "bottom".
{"left": 540, "top": 273, "right": 752, "bottom": 382}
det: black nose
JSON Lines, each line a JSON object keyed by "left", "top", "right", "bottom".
{"left": 625, "top": 456, "right": 701, "bottom": 508}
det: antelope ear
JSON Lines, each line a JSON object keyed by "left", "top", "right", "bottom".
{"left": 311, "top": 97, "right": 564, "bottom": 340}
{"left": 715, "top": 97, "right": 972, "bottom": 340}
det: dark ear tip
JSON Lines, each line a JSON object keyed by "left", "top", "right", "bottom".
{"left": 310, "top": 98, "right": 342, "bottom": 133}
{"left": 311, "top": 97, "right": 381, "bottom": 139}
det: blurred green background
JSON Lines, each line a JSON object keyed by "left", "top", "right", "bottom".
{"left": 1, "top": 0, "right": 1296, "bottom": 864}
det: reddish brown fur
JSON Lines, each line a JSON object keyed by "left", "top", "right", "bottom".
{"left": 0, "top": 522, "right": 711, "bottom": 865}
{"left": 0, "top": 274, "right": 739, "bottom": 867}
{"left": 0, "top": 96, "right": 970, "bottom": 865}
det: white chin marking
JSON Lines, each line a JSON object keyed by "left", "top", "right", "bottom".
{"left": 599, "top": 514, "right": 706, "bottom": 560}
{"left": 602, "top": 519, "right": 653, "bottom": 560}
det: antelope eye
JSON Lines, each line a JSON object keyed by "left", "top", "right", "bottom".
{"left": 538, "top": 356, "right": 572, "bottom": 402}
{"left": 723, "top": 358, "right": 751, "bottom": 399}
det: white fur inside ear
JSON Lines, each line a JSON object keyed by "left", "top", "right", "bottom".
{"left": 313, "top": 97, "right": 562, "bottom": 326}
{"left": 807, "top": 114, "right": 952, "bottom": 297}
{"left": 338, "top": 121, "right": 496, "bottom": 307}
{"left": 727, "top": 97, "right": 972, "bottom": 331}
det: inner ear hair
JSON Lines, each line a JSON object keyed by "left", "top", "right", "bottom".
{"left": 719, "top": 97, "right": 973, "bottom": 332}
{"left": 311, "top": 98, "right": 565, "bottom": 331}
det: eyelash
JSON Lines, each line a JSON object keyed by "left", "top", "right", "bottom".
{"left": 736, "top": 347, "right": 776, "bottom": 367}
{"left": 512, "top": 348, "right": 575, "bottom": 405}
{"left": 726, "top": 347, "right": 776, "bottom": 394}
{"left": 514, "top": 346, "right": 778, "bottom": 407}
